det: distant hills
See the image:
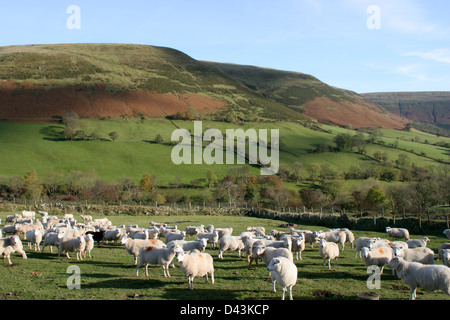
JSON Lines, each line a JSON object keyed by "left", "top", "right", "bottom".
{"left": 0, "top": 43, "right": 407, "bottom": 129}
{"left": 361, "top": 91, "right": 450, "bottom": 130}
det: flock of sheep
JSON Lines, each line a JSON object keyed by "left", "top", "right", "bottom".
{"left": 1, "top": 210, "right": 450, "bottom": 300}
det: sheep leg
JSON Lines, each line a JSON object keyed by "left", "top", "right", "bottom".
{"left": 281, "top": 287, "right": 286, "bottom": 300}
{"left": 205, "top": 273, "right": 209, "bottom": 283}
{"left": 66, "top": 252, "right": 71, "bottom": 260}
{"left": 272, "top": 279, "right": 277, "bottom": 293}
{"left": 188, "top": 276, "right": 194, "bottom": 290}
{"left": 210, "top": 272, "right": 214, "bottom": 285}
{"left": 289, "top": 285, "right": 293, "bottom": 300}
{"left": 145, "top": 263, "right": 149, "bottom": 277}
{"left": 409, "top": 287, "right": 417, "bottom": 300}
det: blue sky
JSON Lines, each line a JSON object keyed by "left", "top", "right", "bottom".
{"left": 0, "top": 0, "right": 449, "bottom": 93}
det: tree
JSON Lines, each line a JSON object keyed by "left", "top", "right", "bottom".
{"left": 299, "top": 189, "right": 329, "bottom": 209}
{"left": 333, "top": 133, "right": 353, "bottom": 151}
{"left": 206, "top": 170, "right": 218, "bottom": 188}
{"left": 109, "top": 131, "right": 119, "bottom": 142}
{"left": 291, "top": 161, "right": 305, "bottom": 183}
{"left": 365, "top": 185, "right": 387, "bottom": 208}
{"left": 22, "top": 170, "right": 43, "bottom": 200}
{"left": 62, "top": 110, "right": 80, "bottom": 141}
{"left": 139, "top": 174, "right": 153, "bottom": 192}
{"left": 154, "top": 134, "right": 165, "bottom": 144}
{"left": 409, "top": 180, "right": 439, "bottom": 213}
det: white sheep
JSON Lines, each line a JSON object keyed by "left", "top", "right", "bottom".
{"left": 41, "top": 232, "right": 65, "bottom": 253}
{"left": 58, "top": 236, "right": 86, "bottom": 260}
{"left": 122, "top": 236, "right": 166, "bottom": 265}
{"left": 252, "top": 245, "right": 293, "bottom": 267}
{"left": 218, "top": 236, "right": 245, "bottom": 259}
{"left": 439, "top": 243, "right": 450, "bottom": 262}
{"left": 167, "top": 239, "right": 208, "bottom": 253}
{"left": 406, "top": 237, "right": 430, "bottom": 248}
{"left": 267, "top": 257, "right": 298, "bottom": 300}
{"left": 386, "top": 227, "right": 410, "bottom": 241}
{"left": 135, "top": 243, "right": 181, "bottom": 277}
{"left": 197, "top": 231, "right": 219, "bottom": 249}
{"left": 332, "top": 228, "right": 355, "bottom": 249}
{"left": 165, "top": 231, "right": 186, "bottom": 244}
{"left": 102, "top": 228, "right": 125, "bottom": 245}
{"left": 0, "top": 235, "right": 27, "bottom": 265}
{"left": 354, "top": 237, "right": 379, "bottom": 258}
{"left": 215, "top": 227, "right": 233, "bottom": 239}
{"left": 185, "top": 225, "right": 204, "bottom": 237}
{"left": 319, "top": 239, "right": 340, "bottom": 270}
{"left": 291, "top": 235, "right": 305, "bottom": 260}
{"left": 388, "top": 257, "right": 450, "bottom": 300}
{"left": 315, "top": 230, "right": 347, "bottom": 251}
{"left": 26, "top": 228, "right": 43, "bottom": 251}
{"left": 83, "top": 234, "right": 94, "bottom": 259}
{"left": 176, "top": 249, "right": 215, "bottom": 290}
{"left": 247, "top": 226, "right": 266, "bottom": 237}
{"left": 360, "top": 246, "right": 393, "bottom": 274}
{"left": 393, "top": 246, "right": 434, "bottom": 265}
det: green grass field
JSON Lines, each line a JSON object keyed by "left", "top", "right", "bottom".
{"left": 0, "top": 118, "right": 446, "bottom": 185}
{"left": 0, "top": 211, "right": 449, "bottom": 301}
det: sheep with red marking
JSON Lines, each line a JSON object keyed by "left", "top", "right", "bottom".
{"left": 176, "top": 249, "right": 215, "bottom": 290}
{"left": 122, "top": 236, "right": 166, "bottom": 265}
{"left": 135, "top": 243, "right": 181, "bottom": 278}
{"left": 360, "top": 246, "right": 394, "bottom": 274}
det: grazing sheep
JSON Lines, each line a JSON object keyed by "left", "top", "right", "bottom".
{"left": 252, "top": 245, "right": 293, "bottom": 267}
{"left": 197, "top": 231, "right": 219, "bottom": 249}
{"left": 85, "top": 230, "right": 105, "bottom": 246}
{"left": 167, "top": 239, "right": 208, "bottom": 253}
{"left": 393, "top": 246, "right": 434, "bottom": 265}
{"left": 315, "top": 230, "right": 347, "bottom": 251}
{"left": 185, "top": 225, "right": 205, "bottom": 237}
{"left": 247, "top": 238, "right": 283, "bottom": 267}
{"left": 215, "top": 227, "right": 233, "bottom": 239}
{"left": 176, "top": 249, "right": 215, "bottom": 290}
{"left": 80, "top": 215, "right": 93, "bottom": 222}
{"left": 102, "top": 228, "right": 125, "bottom": 245}
{"left": 267, "top": 257, "right": 298, "bottom": 300}
{"left": 218, "top": 236, "right": 245, "bottom": 259}
{"left": 122, "top": 236, "right": 166, "bottom": 265}
{"left": 247, "top": 226, "right": 266, "bottom": 237}
{"left": 2, "top": 224, "right": 18, "bottom": 236}
{"left": 319, "top": 239, "right": 340, "bottom": 270}
{"left": 165, "top": 231, "right": 186, "bottom": 244}
{"left": 21, "top": 210, "right": 36, "bottom": 219}
{"left": 360, "top": 246, "right": 394, "bottom": 274}
{"left": 83, "top": 234, "right": 94, "bottom": 259}
{"left": 269, "top": 229, "right": 290, "bottom": 240}
{"left": 334, "top": 228, "right": 355, "bottom": 249}
{"left": 386, "top": 227, "right": 410, "bottom": 241}
{"left": 41, "top": 232, "right": 65, "bottom": 253}
{"left": 58, "top": 236, "right": 86, "bottom": 260}
{"left": 407, "top": 237, "right": 430, "bottom": 249}
{"left": 388, "top": 257, "right": 450, "bottom": 300}
{"left": 135, "top": 244, "right": 181, "bottom": 277}
{"left": 26, "top": 228, "right": 43, "bottom": 251}
{"left": 290, "top": 235, "right": 305, "bottom": 260}
{"left": 0, "top": 235, "right": 27, "bottom": 265}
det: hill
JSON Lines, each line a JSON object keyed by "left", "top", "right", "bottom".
{"left": 361, "top": 91, "right": 450, "bottom": 130}
{"left": 205, "top": 62, "right": 409, "bottom": 129}
{"left": 0, "top": 43, "right": 407, "bottom": 129}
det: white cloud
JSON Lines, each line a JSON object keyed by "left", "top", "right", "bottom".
{"left": 392, "top": 65, "right": 438, "bottom": 82}
{"left": 403, "top": 49, "right": 450, "bottom": 64}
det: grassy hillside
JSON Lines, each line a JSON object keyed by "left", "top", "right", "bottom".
{"left": 362, "top": 92, "right": 450, "bottom": 130}
{"left": 0, "top": 118, "right": 446, "bottom": 185}
{"left": 0, "top": 43, "right": 406, "bottom": 128}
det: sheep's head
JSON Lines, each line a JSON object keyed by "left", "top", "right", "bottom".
{"left": 392, "top": 246, "right": 403, "bottom": 257}
{"left": 387, "top": 256, "right": 403, "bottom": 269}
{"left": 199, "top": 238, "right": 208, "bottom": 251}
{"left": 267, "top": 257, "right": 282, "bottom": 272}
{"left": 176, "top": 249, "right": 186, "bottom": 262}
{"left": 361, "top": 247, "right": 370, "bottom": 258}
{"left": 319, "top": 238, "right": 327, "bottom": 248}
{"left": 253, "top": 245, "right": 266, "bottom": 257}
{"left": 443, "top": 249, "right": 450, "bottom": 262}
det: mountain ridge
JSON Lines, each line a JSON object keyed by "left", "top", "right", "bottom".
{"left": 0, "top": 43, "right": 408, "bottom": 129}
